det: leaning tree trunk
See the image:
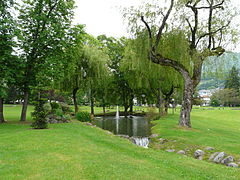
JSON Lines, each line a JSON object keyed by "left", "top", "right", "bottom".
{"left": 179, "top": 77, "right": 193, "bottom": 128}
{"left": 0, "top": 98, "right": 5, "bottom": 123}
{"left": 72, "top": 88, "right": 79, "bottom": 114}
{"left": 20, "top": 91, "right": 29, "bottom": 121}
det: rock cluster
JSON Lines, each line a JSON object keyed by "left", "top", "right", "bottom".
{"left": 208, "top": 152, "right": 238, "bottom": 167}
{"left": 46, "top": 114, "right": 71, "bottom": 124}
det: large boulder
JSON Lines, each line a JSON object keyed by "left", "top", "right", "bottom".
{"left": 209, "top": 152, "right": 220, "bottom": 161}
{"left": 221, "top": 156, "right": 234, "bottom": 165}
{"left": 213, "top": 152, "right": 226, "bottom": 163}
{"left": 194, "top": 149, "right": 205, "bottom": 160}
{"left": 177, "top": 150, "right": 186, "bottom": 155}
{"left": 204, "top": 147, "right": 215, "bottom": 151}
{"left": 227, "top": 163, "right": 239, "bottom": 168}
{"left": 166, "top": 149, "right": 175, "bottom": 152}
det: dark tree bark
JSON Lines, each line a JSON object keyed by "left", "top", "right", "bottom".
{"left": 0, "top": 98, "right": 5, "bottom": 123}
{"left": 20, "top": 91, "right": 29, "bottom": 121}
{"left": 124, "top": 105, "right": 129, "bottom": 117}
{"left": 102, "top": 106, "right": 106, "bottom": 115}
{"left": 129, "top": 104, "right": 133, "bottom": 114}
{"left": 90, "top": 93, "right": 94, "bottom": 116}
{"left": 72, "top": 88, "right": 79, "bottom": 114}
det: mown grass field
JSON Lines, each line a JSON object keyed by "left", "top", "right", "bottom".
{"left": 0, "top": 105, "right": 239, "bottom": 179}
{"left": 151, "top": 108, "right": 240, "bottom": 157}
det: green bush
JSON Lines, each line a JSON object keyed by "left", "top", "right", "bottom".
{"left": 43, "top": 103, "right": 51, "bottom": 113}
{"left": 76, "top": 111, "right": 91, "bottom": 122}
{"left": 31, "top": 98, "right": 48, "bottom": 129}
{"left": 60, "top": 103, "right": 72, "bottom": 113}
{"left": 50, "top": 102, "right": 60, "bottom": 110}
{"left": 55, "top": 108, "right": 63, "bottom": 117}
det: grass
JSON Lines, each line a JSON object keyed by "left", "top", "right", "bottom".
{"left": 151, "top": 107, "right": 240, "bottom": 160}
{"left": 0, "top": 105, "right": 240, "bottom": 179}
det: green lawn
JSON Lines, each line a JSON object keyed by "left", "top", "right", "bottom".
{"left": 0, "top": 105, "right": 240, "bottom": 179}
{"left": 151, "top": 108, "right": 240, "bottom": 158}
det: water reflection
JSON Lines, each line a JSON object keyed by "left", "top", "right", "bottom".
{"left": 93, "top": 116, "right": 151, "bottom": 137}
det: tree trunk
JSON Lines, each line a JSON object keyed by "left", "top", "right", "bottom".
{"left": 0, "top": 98, "right": 5, "bottom": 123}
{"left": 72, "top": 88, "right": 79, "bottom": 114}
{"left": 164, "top": 101, "right": 168, "bottom": 114}
{"left": 103, "top": 106, "right": 106, "bottom": 115}
{"left": 124, "top": 105, "right": 128, "bottom": 117}
{"left": 90, "top": 95, "right": 94, "bottom": 116}
{"left": 179, "top": 77, "right": 193, "bottom": 128}
{"left": 20, "top": 91, "right": 29, "bottom": 121}
{"left": 156, "top": 88, "right": 163, "bottom": 116}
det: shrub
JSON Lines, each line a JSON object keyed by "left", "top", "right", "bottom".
{"left": 31, "top": 98, "right": 48, "bottom": 129}
{"left": 60, "top": 103, "right": 72, "bottom": 114}
{"left": 76, "top": 111, "right": 91, "bottom": 122}
{"left": 50, "top": 102, "right": 60, "bottom": 110}
{"left": 43, "top": 103, "right": 51, "bottom": 113}
{"left": 55, "top": 108, "right": 63, "bottom": 117}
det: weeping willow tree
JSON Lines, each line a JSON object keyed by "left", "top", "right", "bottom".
{"left": 60, "top": 28, "right": 109, "bottom": 115}
{"left": 81, "top": 45, "right": 110, "bottom": 116}
{"left": 124, "top": 0, "right": 238, "bottom": 127}
{"left": 121, "top": 31, "right": 184, "bottom": 115}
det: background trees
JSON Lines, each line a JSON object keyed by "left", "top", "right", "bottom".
{"left": 0, "top": 0, "right": 20, "bottom": 123}
{"left": 17, "top": 0, "right": 75, "bottom": 121}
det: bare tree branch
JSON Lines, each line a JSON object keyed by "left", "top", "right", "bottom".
{"left": 140, "top": 16, "right": 153, "bottom": 50}
{"left": 196, "top": 21, "right": 231, "bottom": 47}
{"left": 155, "top": 0, "right": 174, "bottom": 50}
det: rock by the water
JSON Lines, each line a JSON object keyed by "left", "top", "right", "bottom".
{"left": 177, "top": 150, "right": 186, "bottom": 155}
{"left": 227, "top": 163, "right": 239, "bottom": 168}
{"left": 221, "top": 156, "right": 234, "bottom": 165}
{"left": 209, "top": 152, "right": 220, "bottom": 161}
{"left": 213, "top": 152, "right": 226, "bottom": 163}
{"left": 194, "top": 149, "right": 205, "bottom": 160}
{"left": 166, "top": 149, "right": 175, "bottom": 152}
{"left": 204, "top": 147, "right": 214, "bottom": 151}
{"left": 150, "top": 134, "right": 159, "bottom": 138}
{"left": 85, "top": 122, "right": 92, "bottom": 126}
{"left": 117, "top": 134, "right": 129, "bottom": 139}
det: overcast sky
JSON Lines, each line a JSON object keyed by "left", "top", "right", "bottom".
{"left": 73, "top": 0, "right": 240, "bottom": 52}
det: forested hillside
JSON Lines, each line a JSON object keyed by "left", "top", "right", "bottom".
{"left": 198, "top": 53, "right": 240, "bottom": 90}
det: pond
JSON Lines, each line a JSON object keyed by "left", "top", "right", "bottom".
{"left": 93, "top": 116, "right": 151, "bottom": 148}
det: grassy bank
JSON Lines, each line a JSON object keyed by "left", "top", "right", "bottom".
{"left": 151, "top": 108, "right": 240, "bottom": 159}
{"left": 0, "top": 122, "right": 239, "bottom": 180}
{"left": 1, "top": 105, "right": 239, "bottom": 179}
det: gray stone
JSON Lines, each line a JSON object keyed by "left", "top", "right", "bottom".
{"left": 177, "top": 150, "right": 186, "bottom": 155}
{"left": 213, "top": 152, "right": 226, "bottom": 163}
{"left": 150, "top": 134, "right": 159, "bottom": 138}
{"left": 117, "top": 134, "right": 129, "bottom": 139}
{"left": 194, "top": 149, "right": 205, "bottom": 160}
{"left": 227, "top": 163, "right": 239, "bottom": 168}
{"left": 204, "top": 147, "right": 214, "bottom": 151}
{"left": 159, "top": 138, "right": 167, "bottom": 144}
{"left": 85, "top": 122, "right": 92, "bottom": 126}
{"left": 209, "top": 152, "right": 220, "bottom": 161}
{"left": 166, "top": 149, "right": 175, "bottom": 152}
{"left": 221, "top": 156, "right": 234, "bottom": 165}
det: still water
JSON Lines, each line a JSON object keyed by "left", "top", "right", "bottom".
{"left": 93, "top": 116, "right": 151, "bottom": 147}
